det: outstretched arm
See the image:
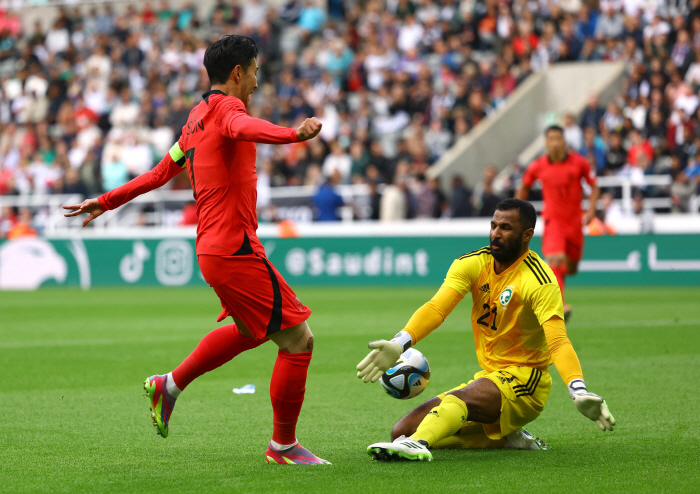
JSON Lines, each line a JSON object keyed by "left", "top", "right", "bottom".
{"left": 63, "top": 144, "right": 185, "bottom": 226}
{"left": 543, "top": 316, "right": 615, "bottom": 431}
{"left": 356, "top": 286, "right": 464, "bottom": 383}
{"left": 222, "top": 100, "right": 322, "bottom": 144}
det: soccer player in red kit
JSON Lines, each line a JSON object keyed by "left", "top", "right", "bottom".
{"left": 64, "top": 35, "right": 330, "bottom": 465}
{"left": 516, "top": 125, "right": 600, "bottom": 320}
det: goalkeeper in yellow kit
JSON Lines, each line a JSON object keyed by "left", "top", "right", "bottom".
{"left": 357, "top": 199, "right": 615, "bottom": 461}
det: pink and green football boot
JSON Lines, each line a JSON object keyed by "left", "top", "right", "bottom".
{"left": 144, "top": 375, "right": 177, "bottom": 438}
{"left": 265, "top": 443, "right": 331, "bottom": 465}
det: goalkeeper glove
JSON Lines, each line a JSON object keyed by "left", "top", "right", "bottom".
{"left": 356, "top": 332, "right": 411, "bottom": 383}
{"left": 568, "top": 379, "right": 616, "bottom": 431}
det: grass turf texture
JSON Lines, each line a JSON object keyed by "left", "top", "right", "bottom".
{"left": 1, "top": 286, "right": 699, "bottom": 493}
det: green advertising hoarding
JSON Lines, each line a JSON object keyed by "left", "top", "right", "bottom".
{"left": 1, "top": 234, "right": 699, "bottom": 290}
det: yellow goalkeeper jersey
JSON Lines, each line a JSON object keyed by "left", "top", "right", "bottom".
{"left": 442, "top": 247, "right": 564, "bottom": 373}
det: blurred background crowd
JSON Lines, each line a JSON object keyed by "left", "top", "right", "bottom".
{"left": 1, "top": 0, "right": 700, "bottom": 236}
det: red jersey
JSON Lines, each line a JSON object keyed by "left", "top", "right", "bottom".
{"left": 98, "top": 90, "right": 299, "bottom": 256}
{"left": 522, "top": 152, "right": 597, "bottom": 224}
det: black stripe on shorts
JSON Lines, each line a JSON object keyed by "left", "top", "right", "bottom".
{"left": 260, "top": 257, "right": 282, "bottom": 336}
{"left": 513, "top": 368, "right": 537, "bottom": 390}
{"left": 515, "top": 369, "right": 543, "bottom": 397}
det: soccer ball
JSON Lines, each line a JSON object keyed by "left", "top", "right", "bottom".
{"left": 380, "top": 348, "right": 430, "bottom": 400}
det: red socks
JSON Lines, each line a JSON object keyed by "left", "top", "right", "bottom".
{"left": 171, "top": 324, "right": 265, "bottom": 390}
{"left": 170, "top": 324, "right": 312, "bottom": 445}
{"left": 270, "top": 350, "right": 312, "bottom": 445}
{"left": 550, "top": 264, "right": 567, "bottom": 302}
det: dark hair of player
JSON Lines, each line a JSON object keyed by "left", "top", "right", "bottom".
{"left": 495, "top": 198, "right": 537, "bottom": 231}
{"left": 204, "top": 35, "right": 259, "bottom": 85}
{"left": 545, "top": 124, "right": 564, "bottom": 135}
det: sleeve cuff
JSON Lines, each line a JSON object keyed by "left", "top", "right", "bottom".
{"left": 391, "top": 331, "right": 413, "bottom": 352}
{"left": 567, "top": 378, "right": 587, "bottom": 398}
{"left": 97, "top": 195, "right": 109, "bottom": 211}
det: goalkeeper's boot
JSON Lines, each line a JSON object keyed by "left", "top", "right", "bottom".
{"left": 143, "top": 374, "right": 177, "bottom": 438}
{"left": 505, "top": 428, "right": 548, "bottom": 450}
{"left": 367, "top": 435, "right": 433, "bottom": 462}
{"left": 265, "top": 443, "right": 331, "bottom": 464}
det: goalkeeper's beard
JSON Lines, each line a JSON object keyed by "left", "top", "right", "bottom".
{"left": 490, "top": 233, "right": 523, "bottom": 264}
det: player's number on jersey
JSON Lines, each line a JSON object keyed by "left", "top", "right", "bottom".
{"left": 185, "top": 148, "right": 196, "bottom": 198}
{"left": 477, "top": 303, "right": 498, "bottom": 331}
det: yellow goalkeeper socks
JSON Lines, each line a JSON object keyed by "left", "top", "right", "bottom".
{"left": 410, "top": 394, "right": 468, "bottom": 447}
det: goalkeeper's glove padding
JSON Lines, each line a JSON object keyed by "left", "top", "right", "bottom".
{"left": 356, "top": 340, "right": 403, "bottom": 383}
{"left": 568, "top": 379, "right": 616, "bottom": 431}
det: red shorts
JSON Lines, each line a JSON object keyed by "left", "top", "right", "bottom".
{"left": 198, "top": 253, "right": 311, "bottom": 340}
{"left": 542, "top": 220, "right": 584, "bottom": 262}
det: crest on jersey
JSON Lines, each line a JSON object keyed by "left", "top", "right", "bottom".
{"left": 499, "top": 287, "right": 514, "bottom": 306}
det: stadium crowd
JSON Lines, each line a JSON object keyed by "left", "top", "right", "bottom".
{"left": 0, "top": 0, "right": 700, "bottom": 235}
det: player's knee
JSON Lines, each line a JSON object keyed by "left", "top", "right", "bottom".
{"left": 274, "top": 324, "right": 314, "bottom": 353}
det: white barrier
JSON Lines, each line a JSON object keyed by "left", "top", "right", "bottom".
{"left": 2, "top": 174, "right": 698, "bottom": 235}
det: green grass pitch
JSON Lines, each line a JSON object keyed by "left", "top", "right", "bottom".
{"left": 1, "top": 286, "right": 699, "bottom": 493}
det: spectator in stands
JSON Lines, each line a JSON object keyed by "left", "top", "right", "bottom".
{"left": 101, "top": 151, "right": 128, "bottom": 192}
{"left": 450, "top": 175, "right": 473, "bottom": 218}
{"left": 412, "top": 174, "right": 436, "bottom": 218}
{"left": 322, "top": 141, "right": 352, "bottom": 184}
{"left": 1, "top": 0, "right": 698, "bottom": 228}
{"left": 473, "top": 165, "right": 501, "bottom": 217}
{"left": 380, "top": 176, "right": 409, "bottom": 222}
{"left": 627, "top": 128, "right": 655, "bottom": 166}
{"left": 7, "top": 207, "right": 37, "bottom": 239}
{"left": 313, "top": 170, "right": 344, "bottom": 221}
{"left": 671, "top": 164, "right": 695, "bottom": 212}
{"left": 604, "top": 131, "right": 628, "bottom": 175}
{"left": 600, "top": 191, "right": 624, "bottom": 228}
{"left": 685, "top": 151, "right": 700, "bottom": 193}
{"left": 424, "top": 119, "right": 451, "bottom": 163}
{"left": 580, "top": 94, "right": 606, "bottom": 131}
{"left": 564, "top": 112, "right": 584, "bottom": 150}
{"left": 595, "top": 3, "right": 624, "bottom": 41}
{"left": 580, "top": 126, "right": 607, "bottom": 172}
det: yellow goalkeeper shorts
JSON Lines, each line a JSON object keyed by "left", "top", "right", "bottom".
{"left": 437, "top": 366, "right": 552, "bottom": 440}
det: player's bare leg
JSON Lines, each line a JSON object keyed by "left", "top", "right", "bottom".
{"left": 265, "top": 321, "right": 330, "bottom": 465}
{"left": 391, "top": 379, "right": 500, "bottom": 440}
{"left": 391, "top": 397, "right": 507, "bottom": 449}
{"left": 370, "top": 379, "right": 545, "bottom": 459}
{"left": 144, "top": 321, "right": 265, "bottom": 437}
{"left": 368, "top": 379, "right": 500, "bottom": 461}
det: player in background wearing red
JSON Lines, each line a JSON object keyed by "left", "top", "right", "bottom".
{"left": 516, "top": 125, "right": 600, "bottom": 321}
{"left": 64, "top": 35, "right": 330, "bottom": 465}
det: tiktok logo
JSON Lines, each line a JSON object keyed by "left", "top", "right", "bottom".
{"left": 119, "top": 241, "right": 151, "bottom": 283}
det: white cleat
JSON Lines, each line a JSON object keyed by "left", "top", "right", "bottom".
{"left": 505, "top": 428, "right": 549, "bottom": 450}
{"left": 367, "top": 435, "right": 433, "bottom": 462}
